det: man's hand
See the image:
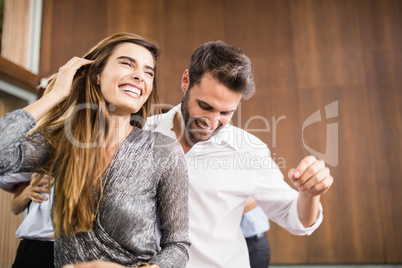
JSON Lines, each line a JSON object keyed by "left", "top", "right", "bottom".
{"left": 287, "top": 155, "right": 333, "bottom": 227}
{"left": 288, "top": 155, "right": 333, "bottom": 197}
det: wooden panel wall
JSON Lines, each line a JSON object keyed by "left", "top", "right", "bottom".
{"left": 0, "top": 1, "right": 39, "bottom": 266}
{"left": 0, "top": 191, "right": 20, "bottom": 268}
{"left": 38, "top": 0, "right": 402, "bottom": 265}
{"left": 1, "top": 0, "right": 33, "bottom": 69}
{"left": 0, "top": 94, "right": 28, "bottom": 268}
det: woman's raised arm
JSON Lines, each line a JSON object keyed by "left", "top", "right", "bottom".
{"left": 24, "top": 57, "right": 93, "bottom": 121}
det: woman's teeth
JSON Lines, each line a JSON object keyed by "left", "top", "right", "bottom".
{"left": 120, "top": 85, "right": 141, "bottom": 97}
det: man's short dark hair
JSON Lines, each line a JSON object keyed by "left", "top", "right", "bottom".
{"left": 188, "top": 41, "right": 255, "bottom": 100}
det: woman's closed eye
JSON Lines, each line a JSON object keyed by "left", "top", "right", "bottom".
{"left": 120, "top": 61, "right": 154, "bottom": 77}
{"left": 145, "top": 70, "right": 154, "bottom": 77}
{"left": 120, "top": 60, "right": 133, "bottom": 68}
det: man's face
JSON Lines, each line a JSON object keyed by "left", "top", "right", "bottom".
{"left": 181, "top": 72, "right": 242, "bottom": 144}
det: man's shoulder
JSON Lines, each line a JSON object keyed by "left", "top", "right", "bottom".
{"left": 144, "top": 113, "right": 164, "bottom": 131}
{"left": 222, "top": 124, "right": 268, "bottom": 151}
{"left": 138, "top": 124, "right": 176, "bottom": 146}
{"left": 138, "top": 120, "right": 182, "bottom": 155}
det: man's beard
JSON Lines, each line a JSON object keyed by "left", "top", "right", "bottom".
{"left": 181, "top": 92, "right": 223, "bottom": 143}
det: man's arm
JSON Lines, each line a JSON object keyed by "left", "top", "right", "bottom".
{"left": 288, "top": 156, "right": 333, "bottom": 227}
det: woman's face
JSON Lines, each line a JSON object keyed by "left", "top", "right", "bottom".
{"left": 98, "top": 42, "right": 155, "bottom": 116}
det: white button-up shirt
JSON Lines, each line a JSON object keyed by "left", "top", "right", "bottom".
{"left": 146, "top": 104, "right": 323, "bottom": 268}
{"left": 0, "top": 173, "right": 54, "bottom": 241}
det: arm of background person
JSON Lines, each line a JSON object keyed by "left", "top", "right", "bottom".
{"left": 243, "top": 197, "right": 258, "bottom": 213}
{"left": 10, "top": 181, "right": 30, "bottom": 215}
{"left": 11, "top": 173, "right": 54, "bottom": 215}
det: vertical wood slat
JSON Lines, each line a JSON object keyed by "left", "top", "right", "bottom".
{"left": 38, "top": 0, "right": 54, "bottom": 77}
{"left": 0, "top": 165, "right": 21, "bottom": 268}
{"left": 1, "top": 0, "right": 36, "bottom": 266}
{"left": 1, "top": 0, "right": 33, "bottom": 69}
{"left": 0, "top": 93, "right": 28, "bottom": 268}
{"left": 43, "top": 0, "right": 109, "bottom": 76}
{"left": 105, "top": 0, "right": 170, "bottom": 103}
{"left": 290, "top": 0, "right": 384, "bottom": 264}
{"left": 357, "top": 0, "right": 402, "bottom": 263}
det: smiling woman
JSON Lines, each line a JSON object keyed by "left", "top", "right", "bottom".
{"left": 0, "top": 33, "right": 190, "bottom": 268}
{"left": 98, "top": 43, "right": 156, "bottom": 117}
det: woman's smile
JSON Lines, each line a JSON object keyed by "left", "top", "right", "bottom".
{"left": 119, "top": 84, "right": 143, "bottom": 99}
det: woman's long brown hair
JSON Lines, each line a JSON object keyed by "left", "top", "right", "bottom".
{"left": 32, "top": 33, "right": 159, "bottom": 238}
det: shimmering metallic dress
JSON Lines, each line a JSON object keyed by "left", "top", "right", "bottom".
{"left": 0, "top": 110, "right": 190, "bottom": 268}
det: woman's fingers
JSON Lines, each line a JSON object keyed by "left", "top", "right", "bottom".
{"left": 53, "top": 57, "right": 94, "bottom": 100}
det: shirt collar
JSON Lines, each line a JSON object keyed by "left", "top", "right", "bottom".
{"left": 152, "top": 104, "right": 179, "bottom": 139}
{"left": 156, "top": 104, "right": 238, "bottom": 151}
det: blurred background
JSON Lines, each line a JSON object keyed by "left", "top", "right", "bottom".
{"left": 0, "top": 0, "right": 401, "bottom": 267}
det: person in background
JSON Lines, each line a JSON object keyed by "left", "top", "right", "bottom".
{"left": 0, "top": 32, "right": 189, "bottom": 268}
{"left": 0, "top": 173, "right": 54, "bottom": 268}
{"left": 241, "top": 198, "right": 271, "bottom": 268}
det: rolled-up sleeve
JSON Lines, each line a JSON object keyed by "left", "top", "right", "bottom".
{"left": 252, "top": 146, "right": 323, "bottom": 236}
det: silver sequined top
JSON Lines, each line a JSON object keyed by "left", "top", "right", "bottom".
{"left": 0, "top": 110, "right": 190, "bottom": 268}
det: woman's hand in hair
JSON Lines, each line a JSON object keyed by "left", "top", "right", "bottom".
{"left": 52, "top": 57, "right": 94, "bottom": 101}
{"left": 24, "top": 57, "right": 93, "bottom": 121}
